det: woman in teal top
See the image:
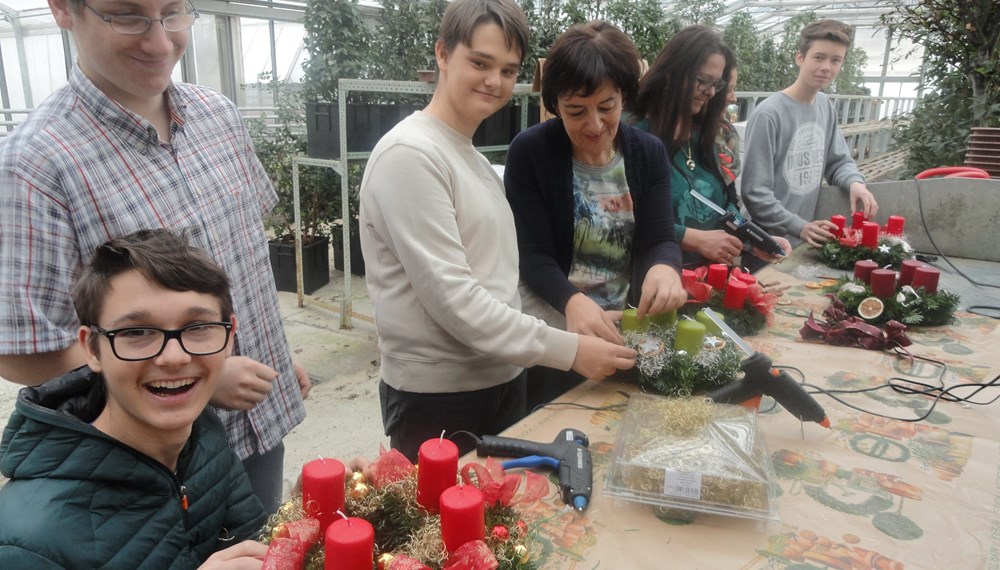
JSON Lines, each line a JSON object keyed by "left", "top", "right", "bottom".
{"left": 630, "top": 26, "right": 789, "bottom": 268}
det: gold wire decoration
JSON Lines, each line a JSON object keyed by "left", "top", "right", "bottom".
{"left": 605, "top": 394, "right": 778, "bottom": 521}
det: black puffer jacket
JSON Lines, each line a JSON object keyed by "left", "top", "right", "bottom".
{"left": 0, "top": 367, "right": 266, "bottom": 568}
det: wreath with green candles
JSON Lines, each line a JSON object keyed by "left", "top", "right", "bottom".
{"left": 677, "top": 299, "right": 767, "bottom": 337}
{"left": 624, "top": 324, "right": 743, "bottom": 398}
{"left": 818, "top": 236, "right": 914, "bottom": 269}
{"left": 823, "top": 277, "right": 960, "bottom": 326}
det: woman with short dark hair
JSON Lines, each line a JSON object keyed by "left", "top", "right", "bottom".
{"left": 505, "top": 21, "right": 685, "bottom": 407}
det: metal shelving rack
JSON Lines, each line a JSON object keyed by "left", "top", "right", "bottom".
{"left": 291, "top": 78, "right": 538, "bottom": 329}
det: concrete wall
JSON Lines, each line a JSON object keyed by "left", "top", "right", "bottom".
{"left": 814, "top": 178, "right": 1000, "bottom": 262}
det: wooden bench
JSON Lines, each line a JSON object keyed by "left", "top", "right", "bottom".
{"left": 858, "top": 148, "right": 908, "bottom": 182}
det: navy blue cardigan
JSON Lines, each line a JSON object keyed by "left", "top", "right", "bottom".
{"left": 504, "top": 118, "right": 682, "bottom": 313}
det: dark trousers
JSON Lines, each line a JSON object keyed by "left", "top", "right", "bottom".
{"left": 379, "top": 372, "right": 527, "bottom": 463}
{"left": 525, "top": 366, "right": 585, "bottom": 414}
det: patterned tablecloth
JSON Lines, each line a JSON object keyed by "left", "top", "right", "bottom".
{"left": 491, "top": 252, "right": 1000, "bottom": 570}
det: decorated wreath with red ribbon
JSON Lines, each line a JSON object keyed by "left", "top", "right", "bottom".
{"left": 260, "top": 447, "right": 541, "bottom": 570}
{"left": 680, "top": 265, "right": 777, "bottom": 337}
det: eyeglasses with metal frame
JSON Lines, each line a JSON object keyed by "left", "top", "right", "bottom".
{"left": 91, "top": 322, "right": 233, "bottom": 361}
{"left": 694, "top": 74, "right": 728, "bottom": 94}
{"left": 81, "top": 0, "right": 200, "bottom": 35}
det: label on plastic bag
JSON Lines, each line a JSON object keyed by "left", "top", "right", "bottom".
{"left": 663, "top": 469, "right": 702, "bottom": 500}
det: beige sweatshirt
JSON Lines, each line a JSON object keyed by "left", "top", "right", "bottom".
{"left": 359, "top": 112, "right": 578, "bottom": 393}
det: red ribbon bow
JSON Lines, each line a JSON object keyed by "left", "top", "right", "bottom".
{"left": 800, "top": 295, "right": 912, "bottom": 351}
{"left": 367, "top": 444, "right": 416, "bottom": 488}
{"left": 460, "top": 457, "right": 548, "bottom": 508}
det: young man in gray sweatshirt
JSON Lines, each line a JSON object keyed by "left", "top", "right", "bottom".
{"left": 741, "top": 19, "right": 878, "bottom": 248}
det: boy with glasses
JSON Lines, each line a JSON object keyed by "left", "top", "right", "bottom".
{"left": 0, "top": 0, "right": 307, "bottom": 513}
{"left": 741, "top": 19, "right": 879, "bottom": 249}
{"left": 0, "top": 229, "right": 268, "bottom": 568}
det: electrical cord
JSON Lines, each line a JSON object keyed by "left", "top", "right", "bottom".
{"left": 773, "top": 349, "right": 1000, "bottom": 423}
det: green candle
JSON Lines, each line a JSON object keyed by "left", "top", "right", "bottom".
{"left": 695, "top": 310, "right": 723, "bottom": 336}
{"left": 673, "top": 320, "right": 706, "bottom": 356}
{"left": 620, "top": 308, "right": 649, "bottom": 333}
{"left": 650, "top": 309, "right": 677, "bottom": 329}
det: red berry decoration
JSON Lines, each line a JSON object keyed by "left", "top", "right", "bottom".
{"left": 491, "top": 525, "right": 509, "bottom": 542}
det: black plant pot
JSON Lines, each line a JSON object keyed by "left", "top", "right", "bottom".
{"left": 268, "top": 237, "right": 330, "bottom": 295}
{"left": 333, "top": 229, "right": 366, "bottom": 276}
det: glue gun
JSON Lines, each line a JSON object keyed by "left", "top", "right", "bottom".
{"left": 701, "top": 308, "right": 830, "bottom": 427}
{"left": 477, "top": 428, "right": 593, "bottom": 512}
{"left": 690, "top": 190, "right": 786, "bottom": 257}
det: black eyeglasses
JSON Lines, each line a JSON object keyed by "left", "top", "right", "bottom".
{"left": 92, "top": 322, "right": 233, "bottom": 361}
{"left": 82, "top": 0, "right": 199, "bottom": 35}
{"left": 695, "top": 74, "right": 728, "bottom": 94}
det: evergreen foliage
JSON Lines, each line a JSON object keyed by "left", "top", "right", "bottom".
{"left": 881, "top": 0, "right": 1000, "bottom": 174}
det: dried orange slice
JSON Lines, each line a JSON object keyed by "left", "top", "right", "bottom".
{"left": 857, "top": 296, "right": 884, "bottom": 320}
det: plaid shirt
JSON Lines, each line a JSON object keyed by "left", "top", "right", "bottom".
{"left": 0, "top": 66, "right": 305, "bottom": 459}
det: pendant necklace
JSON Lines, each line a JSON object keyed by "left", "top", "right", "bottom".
{"left": 684, "top": 142, "right": 696, "bottom": 171}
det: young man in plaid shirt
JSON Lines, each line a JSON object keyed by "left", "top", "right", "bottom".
{"left": 0, "top": 0, "right": 308, "bottom": 514}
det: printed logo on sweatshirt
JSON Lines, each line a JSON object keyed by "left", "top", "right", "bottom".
{"left": 783, "top": 122, "right": 825, "bottom": 195}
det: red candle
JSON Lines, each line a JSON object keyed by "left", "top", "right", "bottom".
{"left": 324, "top": 517, "right": 374, "bottom": 570}
{"left": 830, "top": 214, "right": 846, "bottom": 238}
{"left": 869, "top": 269, "right": 896, "bottom": 298}
{"left": 898, "top": 259, "right": 923, "bottom": 287}
{"left": 737, "top": 273, "right": 757, "bottom": 285}
{"left": 911, "top": 266, "right": 940, "bottom": 294}
{"left": 852, "top": 211, "right": 866, "bottom": 228}
{"left": 722, "top": 280, "right": 749, "bottom": 309}
{"left": 681, "top": 269, "right": 698, "bottom": 288}
{"left": 861, "top": 221, "right": 879, "bottom": 248}
{"left": 853, "top": 260, "right": 878, "bottom": 284}
{"left": 302, "top": 458, "right": 345, "bottom": 534}
{"left": 416, "top": 437, "right": 458, "bottom": 512}
{"left": 439, "top": 484, "right": 485, "bottom": 553}
{"left": 707, "top": 264, "right": 728, "bottom": 290}
{"left": 886, "top": 215, "right": 905, "bottom": 236}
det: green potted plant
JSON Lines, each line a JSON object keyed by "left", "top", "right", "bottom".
{"left": 249, "top": 78, "right": 341, "bottom": 294}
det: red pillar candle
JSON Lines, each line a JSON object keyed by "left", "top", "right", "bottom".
{"left": 301, "top": 458, "right": 346, "bottom": 535}
{"left": 681, "top": 269, "right": 698, "bottom": 289}
{"left": 898, "top": 259, "right": 923, "bottom": 287}
{"left": 911, "top": 266, "right": 940, "bottom": 294}
{"left": 722, "top": 280, "right": 749, "bottom": 309}
{"left": 830, "top": 214, "right": 846, "bottom": 238}
{"left": 737, "top": 273, "right": 757, "bottom": 285}
{"left": 869, "top": 269, "right": 896, "bottom": 298}
{"left": 852, "top": 211, "right": 866, "bottom": 228}
{"left": 886, "top": 215, "right": 905, "bottom": 236}
{"left": 416, "top": 437, "right": 459, "bottom": 512}
{"left": 439, "top": 484, "right": 485, "bottom": 553}
{"left": 853, "top": 260, "right": 879, "bottom": 284}
{"left": 707, "top": 264, "right": 729, "bottom": 290}
{"left": 861, "top": 221, "right": 880, "bottom": 248}
{"left": 324, "top": 517, "right": 374, "bottom": 570}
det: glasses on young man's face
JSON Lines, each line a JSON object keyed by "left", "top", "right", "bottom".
{"left": 695, "top": 74, "right": 728, "bottom": 94}
{"left": 82, "top": 0, "right": 200, "bottom": 35}
{"left": 92, "top": 322, "right": 232, "bottom": 361}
